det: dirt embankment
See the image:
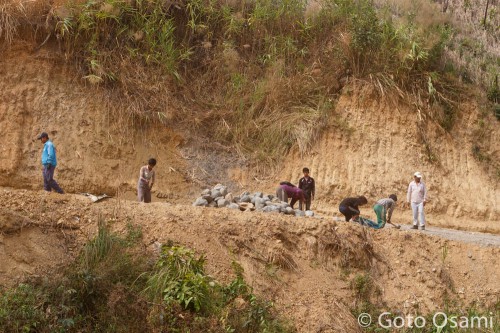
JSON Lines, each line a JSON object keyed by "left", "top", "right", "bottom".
{"left": 275, "top": 85, "right": 500, "bottom": 232}
{"left": 1, "top": 47, "right": 499, "bottom": 232}
{"left": 1, "top": 188, "right": 499, "bottom": 332}
{"left": 0, "top": 45, "right": 192, "bottom": 200}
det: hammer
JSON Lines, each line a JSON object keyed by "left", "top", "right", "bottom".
{"left": 387, "top": 221, "right": 401, "bottom": 229}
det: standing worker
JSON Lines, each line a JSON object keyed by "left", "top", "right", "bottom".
{"left": 407, "top": 171, "right": 428, "bottom": 230}
{"left": 298, "top": 167, "right": 315, "bottom": 211}
{"left": 37, "top": 132, "right": 64, "bottom": 194}
{"left": 138, "top": 158, "right": 157, "bottom": 203}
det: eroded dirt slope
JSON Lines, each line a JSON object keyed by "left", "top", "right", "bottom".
{"left": 0, "top": 45, "right": 190, "bottom": 200}
{"left": 0, "top": 188, "right": 498, "bottom": 332}
{"left": 1, "top": 47, "right": 498, "bottom": 233}
{"left": 275, "top": 85, "right": 499, "bottom": 232}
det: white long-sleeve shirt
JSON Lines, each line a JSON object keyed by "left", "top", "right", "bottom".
{"left": 407, "top": 180, "right": 427, "bottom": 204}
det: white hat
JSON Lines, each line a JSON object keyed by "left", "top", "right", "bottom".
{"left": 414, "top": 171, "right": 422, "bottom": 178}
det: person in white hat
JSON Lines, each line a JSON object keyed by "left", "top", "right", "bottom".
{"left": 407, "top": 172, "right": 428, "bottom": 230}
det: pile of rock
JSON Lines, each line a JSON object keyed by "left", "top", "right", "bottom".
{"left": 192, "top": 184, "right": 314, "bottom": 217}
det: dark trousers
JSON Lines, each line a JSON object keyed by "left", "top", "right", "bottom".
{"left": 299, "top": 196, "right": 312, "bottom": 210}
{"left": 339, "top": 205, "right": 359, "bottom": 222}
{"left": 43, "top": 165, "right": 63, "bottom": 193}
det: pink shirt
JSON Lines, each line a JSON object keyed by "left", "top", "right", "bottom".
{"left": 280, "top": 184, "right": 305, "bottom": 201}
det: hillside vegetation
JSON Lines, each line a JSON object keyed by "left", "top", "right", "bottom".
{"left": 0, "top": 219, "right": 293, "bottom": 332}
{"left": 1, "top": 0, "right": 497, "bottom": 166}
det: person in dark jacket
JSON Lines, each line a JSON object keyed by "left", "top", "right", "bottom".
{"left": 298, "top": 167, "right": 315, "bottom": 211}
{"left": 338, "top": 196, "right": 367, "bottom": 222}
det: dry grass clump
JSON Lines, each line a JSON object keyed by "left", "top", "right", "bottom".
{"left": 0, "top": 0, "right": 26, "bottom": 44}
{"left": 315, "top": 225, "right": 375, "bottom": 270}
{"left": 267, "top": 244, "right": 298, "bottom": 271}
{"left": 376, "top": 0, "right": 499, "bottom": 98}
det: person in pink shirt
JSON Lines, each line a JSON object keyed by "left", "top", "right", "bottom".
{"left": 276, "top": 182, "right": 305, "bottom": 210}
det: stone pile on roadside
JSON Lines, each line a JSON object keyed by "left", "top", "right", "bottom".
{"left": 192, "top": 184, "right": 314, "bottom": 217}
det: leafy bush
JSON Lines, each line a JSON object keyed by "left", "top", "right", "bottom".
{"left": 0, "top": 223, "right": 292, "bottom": 333}
{"left": 0, "top": 284, "right": 47, "bottom": 332}
{"left": 144, "top": 248, "right": 294, "bottom": 332}
{"left": 144, "top": 245, "right": 213, "bottom": 312}
{"left": 0, "top": 219, "right": 150, "bottom": 332}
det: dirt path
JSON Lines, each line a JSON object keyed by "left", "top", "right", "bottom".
{"left": 331, "top": 213, "right": 500, "bottom": 247}
{"left": 398, "top": 224, "right": 500, "bottom": 247}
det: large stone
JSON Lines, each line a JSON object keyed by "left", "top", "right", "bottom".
{"left": 254, "top": 197, "right": 265, "bottom": 205}
{"left": 214, "top": 184, "right": 227, "bottom": 196}
{"left": 295, "top": 210, "right": 306, "bottom": 217}
{"left": 264, "top": 201, "right": 274, "bottom": 206}
{"left": 211, "top": 190, "right": 222, "bottom": 198}
{"left": 285, "top": 207, "right": 295, "bottom": 215}
{"left": 202, "top": 194, "right": 214, "bottom": 203}
{"left": 208, "top": 201, "right": 217, "bottom": 208}
{"left": 240, "top": 195, "right": 251, "bottom": 203}
{"left": 254, "top": 198, "right": 266, "bottom": 210}
{"left": 219, "top": 187, "right": 228, "bottom": 196}
{"left": 263, "top": 206, "right": 280, "bottom": 213}
{"left": 201, "top": 189, "right": 211, "bottom": 195}
{"left": 217, "top": 198, "right": 229, "bottom": 207}
{"left": 228, "top": 203, "right": 240, "bottom": 209}
{"left": 193, "top": 198, "right": 208, "bottom": 207}
{"left": 225, "top": 193, "right": 234, "bottom": 202}
{"left": 305, "top": 210, "right": 314, "bottom": 217}
{"left": 253, "top": 192, "right": 263, "bottom": 198}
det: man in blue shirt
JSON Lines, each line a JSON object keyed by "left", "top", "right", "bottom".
{"left": 38, "top": 132, "right": 64, "bottom": 193}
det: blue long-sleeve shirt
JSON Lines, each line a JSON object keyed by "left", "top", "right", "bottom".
{"left": 42, "top": 140, "right": 57, "bottom": 167}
